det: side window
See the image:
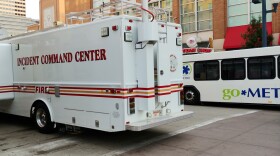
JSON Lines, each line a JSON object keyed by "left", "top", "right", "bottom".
{"left": 194, "top": 62, "right": 206, "bottom": 80}
{"left": 194, "top": 61, "right": 219, "bottom": 81}
{"left": 222, "top": 58, "right": 245, "bottom": 80}
{"left": 248, "top": 56, "right": 275, "bottom": 79}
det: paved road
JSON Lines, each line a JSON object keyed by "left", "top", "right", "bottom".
{"left": 122, "top": 110, "right": 280, "bottom": 156}
{"left": 0, "top": 105, "right": 269, "bottom": 156}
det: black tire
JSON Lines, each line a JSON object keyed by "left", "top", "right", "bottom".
{"left": 184, "top": 88, "right": 200, "bottom": 105}
{"left": 33, "top": 103, "right": 56, "bottom": 134}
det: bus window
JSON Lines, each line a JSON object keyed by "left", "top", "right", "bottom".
{"left": 222, "top": 58, "right": 245, "bottom": 80}
{"left": 248, "top": 56, "right": 275, "bottom": 79}
{"left": 194, "top": 61, "right": 219, "bottom": 81}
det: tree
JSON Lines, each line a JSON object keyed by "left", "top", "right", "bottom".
{"left": 242, "top": 16, "right": 273, "bottom": 49}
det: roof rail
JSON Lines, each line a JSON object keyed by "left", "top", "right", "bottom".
{"left": 66, "top": 0, "right": 172, "bottom": 25}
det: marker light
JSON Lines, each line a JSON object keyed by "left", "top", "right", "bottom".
{"left": 126, "top": 26, "right": 132, "bottom": 31}
{"left": 112, "top": 25, "right": 118, "bottom": 31}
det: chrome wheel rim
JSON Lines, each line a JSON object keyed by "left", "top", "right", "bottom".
{"left": 185, "top": 91, "right": 195, "bottom": 101}
{"left": 36, "top": 108, "right": 47, "bottom": 128}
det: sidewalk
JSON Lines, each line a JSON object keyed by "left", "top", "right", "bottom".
{"left": 122, "top": 110, "right": 280, "bottom": 156}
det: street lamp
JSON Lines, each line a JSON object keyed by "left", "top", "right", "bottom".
{"left": 252, "top": 0, "right": 280, "bottom": 47}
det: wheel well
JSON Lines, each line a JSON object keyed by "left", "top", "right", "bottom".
{"left": 30, "top": 100, "right": 47, "bottom": 119}
{"left": 183, "top": 85, "right": 201, "bottom": 101}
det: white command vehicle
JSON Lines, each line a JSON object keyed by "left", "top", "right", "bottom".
{"left": 182, "top": 46, "right": 280, "bottom": 105}
{"left": 0, "top": 0, "right": 192, "bottom": 133}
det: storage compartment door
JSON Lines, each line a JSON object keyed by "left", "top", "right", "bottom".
{"left": 0, "top": 43, "right": 14, "bottom": 100}
{"left": 156, "top": 42, "right": 171, "bottom": 103}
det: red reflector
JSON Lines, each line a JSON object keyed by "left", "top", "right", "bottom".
{"left": 110, "top": 89, "right": 116, "bottom": 94}
{"left": 112, "top": 25, "right": 118, "bottom": 31}
{"left": 177, "top": 33, "right": 182, "bottom": 37}
{"left": 129, "top": 19, "right": 133, "bottom": 23}
{"left": 175, "top": 27, "right": 178, "bottom": 29}
{"left": 126, "top": 122, "right": 130, "bottom": 124}
{"left": 126, "top": 26, "right": 132, "bottom": 31}
{"left": 161, "top": 24, "right": 164, "bottom": 27}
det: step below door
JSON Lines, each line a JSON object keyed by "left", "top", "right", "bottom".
{"left": 0, "top": 43, "right": 14, "bottom": 100}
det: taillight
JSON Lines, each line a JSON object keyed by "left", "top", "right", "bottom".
{"left": 180, "top": 91, "right": 184, "bottom": 105}
{"left": 128, "top": 98, "right": 135, "bottom": 115}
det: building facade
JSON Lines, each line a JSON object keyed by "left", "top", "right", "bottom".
{"left": 37, "top": 0, "right": 280, "bottom": 51}
{"left": 0, "top": 0, "right": 37, "bottom": 37}
{"left": 213, "top": 0, "right": 280, "bottom": 51}
{"left": 39, "top": 0, "right": 93, "bottom": 29}
{"left": 179, "top": 0, "right": 213, "bottom": 48}
{"left": 0, "top": 14, "right": 38, "bottom": 36}
{"left": 0, "top": 0, "right": 26, "bottom": 16}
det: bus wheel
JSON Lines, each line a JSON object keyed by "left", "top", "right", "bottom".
{"left": 33, "top": 103, "right": 56, "bottom": 134}
{"left": 184, "top": 89, "right": 200, "bottom": 105}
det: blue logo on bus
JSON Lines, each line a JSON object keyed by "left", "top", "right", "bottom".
{"left": 183, "top": 63, "right": 192, "bottom": 80}
{"left": 183, "top": 64, "right": 192, "bottom": 75}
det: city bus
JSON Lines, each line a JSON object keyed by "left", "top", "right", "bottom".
{"left": 182, "top": 46, "right": 280, "bottom": 105}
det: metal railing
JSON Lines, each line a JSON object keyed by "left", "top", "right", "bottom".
{"left": 65, "top": 0, "right": 172, "bottom": 25}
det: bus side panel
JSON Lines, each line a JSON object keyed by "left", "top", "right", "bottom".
{"left": 184, "top": 55, "right": 280, "bottom": 105}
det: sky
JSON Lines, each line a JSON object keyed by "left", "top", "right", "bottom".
{"left": 26, "top": 0, "right": 40, "bottom": 20}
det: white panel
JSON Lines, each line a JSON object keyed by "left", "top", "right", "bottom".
{"left": 44, "top": 6, "right": 55, "bottom": 29}
{"left": 0, "top": 43, "right": 14, "bottom": 100}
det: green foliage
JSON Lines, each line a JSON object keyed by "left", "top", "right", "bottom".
{"left": 242, "top": 16, "right": 273, "bottom": 48}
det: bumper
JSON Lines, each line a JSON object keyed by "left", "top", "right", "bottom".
{"left": 126, "top": 111, "right": 193, "bottom": 131}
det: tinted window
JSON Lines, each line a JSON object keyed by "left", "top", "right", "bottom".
{"left": 222, "top": 58, "right": 245, "bottom": 80}
{"left": 248, "top": 56, "right": 275, "bottom": 79}
{"left": 194, "top": 61, "right": 219, "bottom": 81}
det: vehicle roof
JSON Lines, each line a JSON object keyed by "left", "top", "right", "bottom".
{"left": 183, "top": 46, "right": 280, "bottom": 62}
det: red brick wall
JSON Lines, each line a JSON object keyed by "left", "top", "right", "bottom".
{"left": 65, "top": 0, "right": 92, "bottom": 14}
{"left": 173, "top": 0, "right": 180, "bottom": 24}
{"left": 40, "top": 0, "right": 67, "bottom": 30}
{"left": 272, "top": 5, "right": 280, "bottom": 33}
{"left": 213, "top": 0, "right": 227, "bottom": 39}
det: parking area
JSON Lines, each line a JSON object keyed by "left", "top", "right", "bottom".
{"left": 0, "top": 105, "right": 279, "bottom": 156}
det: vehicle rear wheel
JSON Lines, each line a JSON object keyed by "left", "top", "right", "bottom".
{"left": 33, "top": 103, "right": 56, "bottom": 134}
{"left": 184, "top": 89, "right": 200, "bottom": 105}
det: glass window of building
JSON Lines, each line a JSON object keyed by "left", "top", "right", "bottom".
{"left": 180, "top": 0, "right": 212, "bottom": 33}
{"left": 228, "top": 0, "right": 272, "bottom": 27}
